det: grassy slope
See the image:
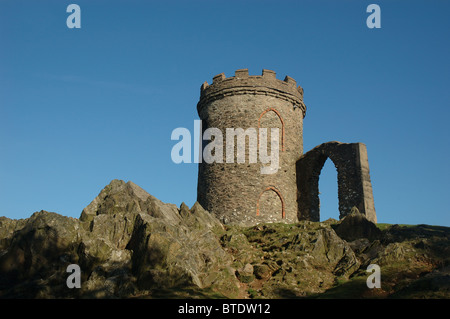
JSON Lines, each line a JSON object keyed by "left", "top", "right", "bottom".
{"left": 211, "top": 222, "right": 450, "bottom": 299}
{"left": 116, "top": 222, "right": 450, "bottom": 299}
{"left": 315, "top": 223, "right": 450, "bottom": 299}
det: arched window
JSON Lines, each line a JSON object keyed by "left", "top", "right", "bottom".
{"left": 258, "top": 108, "right": 285, "bottom": 152}
{"left": 256, "top": 186, "right": 285, "bottom": 219}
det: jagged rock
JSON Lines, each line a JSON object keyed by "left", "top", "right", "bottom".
{"left": 0, "top": 217, "right": 27, "bottom": 252}
{"left": 391, "top": 266, "right": 450, "bottom": 298}
{"left": 129, "top": 212, "right": 222, "bottom": 289}
{"left": 0, "top": 211, "right": 80, "bottom": 280}
{"left": 183, "top": 201, "right": 224, "bottom": 231}
{"left": 237, "top": 222, "right": 361, "bottom": 298}
{"left": 220, "top": 229, "right": 257, "bottom": 265}
{"left": 0, "top": 180, "right": 239, "bottom": 298}
{"left": 0, "top": 211, "right": 81, "bottom": 298}
{"left": 236, "top": 263, "right": 254, "bottom": 283}
{"left": 1, "top": 180, "right": 449, "bottom": 299}
{"left": 253, "top": 264, "right": 271, "bottom": 280}
{"left": 310, "top": 227, "right": 360, "bottom": 277}
{"left": 333, "top": 207, "right": 382, "bottom": 242}
{"left": 80, "top": 180, "right": 181, "bottom": 225}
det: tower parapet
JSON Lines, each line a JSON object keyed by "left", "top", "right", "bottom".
{"left": 198, "top": 69, "right": 306, "bottom": 117}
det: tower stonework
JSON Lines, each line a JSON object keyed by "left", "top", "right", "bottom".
{"left": 197, "top": 69, "right": 306, "bottom": 226}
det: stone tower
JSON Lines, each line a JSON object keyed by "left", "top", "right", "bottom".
{"left": 196, "top": 69, "right": 306, "bottom": 226}
{"left": 196, "top": 68, "right": 378, "bottom": 226}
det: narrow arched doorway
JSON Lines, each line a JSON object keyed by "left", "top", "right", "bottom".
{"left": 256, "top": 186, "right": 285, "bottom": 220}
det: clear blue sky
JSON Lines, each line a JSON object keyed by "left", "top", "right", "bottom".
{"left": 1, "top": 0, "right": 449, "bottom": 226}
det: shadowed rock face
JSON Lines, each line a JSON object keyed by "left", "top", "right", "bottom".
{"left": 0, "top": 180, "right": 239, "bottom": 298}
{"left": 333, "top": 207, "right": 382, "bottom": 242}
{"left": 0, "top": 180, "right": 449, "bottom": 299}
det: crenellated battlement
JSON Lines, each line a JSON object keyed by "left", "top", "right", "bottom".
{"left": 198, "top": 69, "right": 306, "bottom": 117}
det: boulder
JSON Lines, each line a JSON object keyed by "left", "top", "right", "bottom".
{"left": 80, "top": 180, "right": 181, "bottom": 225}
{"left": 0, "top": 211, "right": 81, "bottom": 298}
{"left": 333, "top": 207, "right": 382, "bottom": 242}
{"left": 236, "top": 263, "right": 254, "bottom": 283}
{"left": 310, "top": 227, "right": 361, "bottom": 277}
{"left": 0, "top": 211, "right": 80, "bottom": 279}
{"left": 0, "top": 217, "right": 27, "bottom": 251}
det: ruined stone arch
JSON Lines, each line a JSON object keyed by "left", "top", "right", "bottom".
{"left": 258, "top": 107, "right": 285, "bottom": 152}
{"left": 296, "top": 142, "right": 376, "bottom": 223}
{"left": 256, "top": 186, "right": 285, "bottom": 219}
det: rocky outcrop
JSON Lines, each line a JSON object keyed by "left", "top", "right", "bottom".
{"left": 0, "top": 180, "right": 449, "bottom": 298}
{"left": 221, "top": 222, "right": 361, "bottom": 298}
{"left": 0, "top": 180, "right": 239, "bottom": 298}
{"left": 333, "top": 207, "right": 382, "bottom": 242}
{"left": 0, "top": 211, "right": 81, "bottom": 298}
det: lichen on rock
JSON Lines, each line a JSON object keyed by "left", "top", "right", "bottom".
{"left": 0, "top": 180, "right": 449, "bottom": 299}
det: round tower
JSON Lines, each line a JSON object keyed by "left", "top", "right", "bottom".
{"left": 197, "top": 69, "right": 306, "bottom": 226}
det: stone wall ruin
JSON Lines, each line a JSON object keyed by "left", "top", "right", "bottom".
{"left": 296, "top": 141, "right": 377, "bottom": 223}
